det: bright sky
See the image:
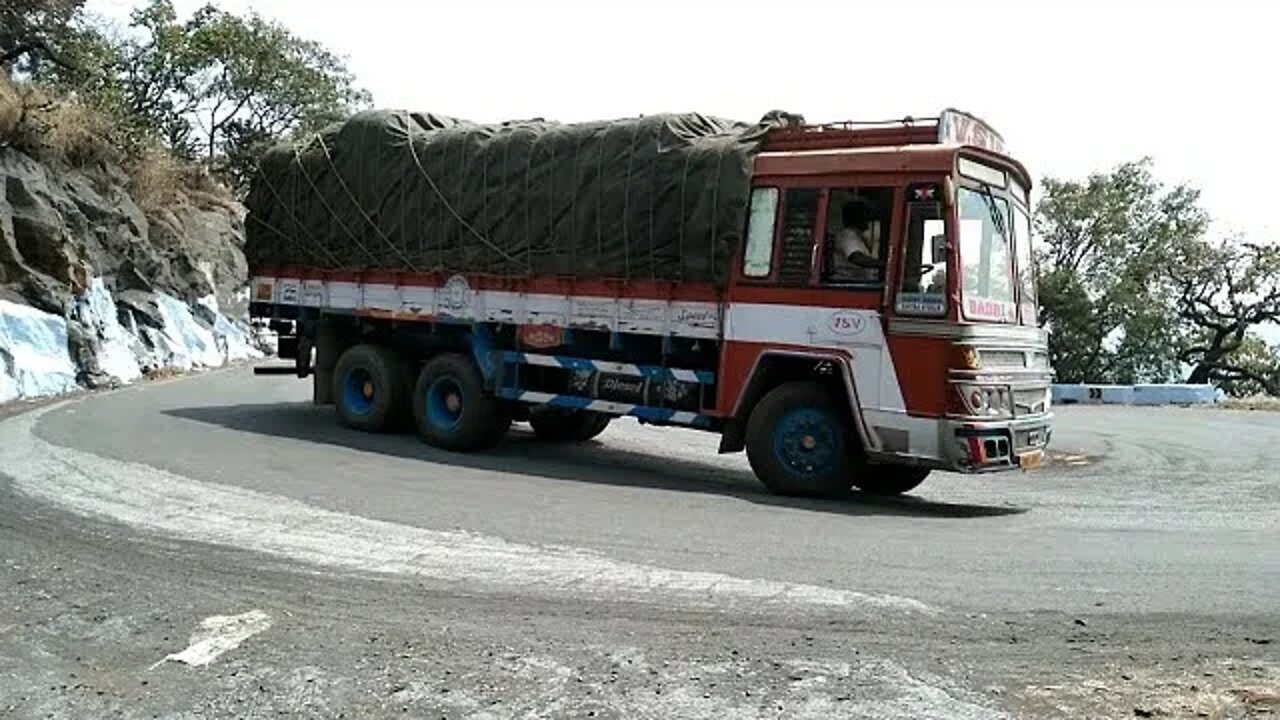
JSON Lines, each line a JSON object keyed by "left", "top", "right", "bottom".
{"left": 86, "top": 0, "right": 1276, "bottom": 242}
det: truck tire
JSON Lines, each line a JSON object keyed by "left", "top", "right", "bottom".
{"left": 745, "top": 381, "right": 856, "bottom": 498}
{"left": 528, "top": 407, "right": 612, "bottom": 442}
{"left": 333, "top": 344, "right": 410, "bottom": 432}
{"left": 413, "top": 353, "right": 511, "bottom": 451}
{"left": 853, "top": 467, "right": 930, "bottom": 496}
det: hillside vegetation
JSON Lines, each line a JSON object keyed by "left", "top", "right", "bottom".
{"left": 3, "top": 0, "right": 367, "bottom": 186}
{"left": 0, "top": 0, "right": 366, "bottom": 395}
{"left": 1, "top": 0, "right": 365, "bottom": 312}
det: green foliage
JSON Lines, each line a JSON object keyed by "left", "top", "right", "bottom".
{"left": 15, "top": 0, "right": 368, "bottom": 190}
{"left": 1034, "top": 158, "right": 1206, "bottom": 384}
{"left": 111, "top": 0, "right": 198, "bottom": 150}
{"left": 1037, "top": 158, "right": 1280, "bottom": 396}
{"left": 0, "top": 0, "right": 86, "bottom": 73}
{"left": 112, "top": 0, "right": 371, "bottom": 188}
{"left": 175, "top": 2, "right": 370, "bottom": 188}
{"left": 1206, "top": 335, "right": 1280, "bottom": 398}
{"left": 1170, "top": 238, "right": 1280, "bottom": 391}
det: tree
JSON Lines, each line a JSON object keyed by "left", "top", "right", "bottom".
{"left": 23, "top": 0, "right": 369, "bottom": 189}
{"left": 109, "top": 0, "right": 369, "bottom": 188}
{"left": 1205, "top": 335, "right": 1280, "bottom": 398}
{"left": 1170, "top": 238, "right": 1280, "bottom": 391}
{"left": 1036, "top": 158, "right": 1280, "bottom": 396}
{"left": 109, "top": 0, "right": 201, "bottom": 150}
{"left": 1034, "top": 158, "right": 1207, "bottom": 384}
{"left": 0, "top": 0, "right": 85, "bottom": 72}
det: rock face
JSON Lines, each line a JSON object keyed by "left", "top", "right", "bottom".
{"left": 0, "top": 146, "right": 263, "bottom": 402}
{"left": 0, "top": 297, "right": 80, "bottom": 404}
{"left": 0, "top": 148, "right": 247, "bottom": 314}
{"left": 1, "top": 279, "right": 263, "bottom": 401}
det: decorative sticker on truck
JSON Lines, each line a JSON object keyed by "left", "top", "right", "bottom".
{"left": 303, "top": 281, "right": 326, "bottom": 307}
{"left": 672, "top": 305, "right": 719, "bottom": 331}
{"left": 572, "top": 298, "right": 618, "bottom": 331}
{"left": 519, "top": 324, "right": 563, "bottom": 349}
{"left": 827, "top": 310, "right": 868, "bottom": 336}
{"left": 965, "top": 297, "right": 1015, "bottom": 323}
{"left": 278, "top": 280, "right": 300, "bottom": 305}
{"left": 938, "top": 109, "right": 1006, "bottom": 154}
{"left": 618, "top": 299, "right": 668, "bottom": 334}
{"left": 441, "top": 275, "right": 471, "bottom": 312}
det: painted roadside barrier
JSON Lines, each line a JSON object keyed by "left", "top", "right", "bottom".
{"left": 1052, "top": 383, "right": 1218, "bottom": 406}
{"left": 1132, "top": 384, "right": 1219, "bottom": 405}
{"left": 1052, "top": 385, "right": 1135, "bottom": 405}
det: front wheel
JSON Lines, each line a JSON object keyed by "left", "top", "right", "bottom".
{"left": 412, "top": 353, "right": 511, "bottom": 451}
{"left": 745, "top": 381, "right": 857, "bottom": 498}
{"left": 852, "top": 467, "right": 931, "bottom": 496}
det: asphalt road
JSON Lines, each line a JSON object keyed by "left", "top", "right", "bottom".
{"left": 1, "top": 368, "right": 1278, "bottom": 719}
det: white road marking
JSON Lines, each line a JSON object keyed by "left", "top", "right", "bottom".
{"left": 0, "top": 403, "right": 932, "bottom": 615}
{"left": 151, "top": 610, "right": 271, "bottom": 669}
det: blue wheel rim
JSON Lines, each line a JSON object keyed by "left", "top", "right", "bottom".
{"left": 342, "top": 367, "right": 376, "bottom": 416}
{"left": 425, "top": 377, "right": 463, "bottom": 430}
{"left": 772, "top": 408, "right": 843, "bottom": 478}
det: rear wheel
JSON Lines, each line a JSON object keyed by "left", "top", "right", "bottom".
{"left": 852, "top": 467, "right": 931, "bottom": 496}
{"left": 332, "top": 344, "right": 410, "bottom": 432}
{"left": 528, "top": 407, "right": 612, "bottom": 442}
{"left": 412, "top": 353, "right": 511, "bottom": 451}
{"left": 745, "top": 381, "right": 857, "bottom": 498}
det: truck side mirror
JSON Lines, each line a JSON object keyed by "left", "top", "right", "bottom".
{"left": 930, "top": 233, "right": 947, "bottom": 264}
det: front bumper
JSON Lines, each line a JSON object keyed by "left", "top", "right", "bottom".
{"left": 945, "top": 413, "right": 1053, "bottom": 472}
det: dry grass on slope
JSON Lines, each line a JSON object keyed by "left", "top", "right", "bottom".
{"left": 3, "top": 74, "right": 234, "bottom": 216}
{"left": 0, "top": 73, "right": 115, "bottom": 167}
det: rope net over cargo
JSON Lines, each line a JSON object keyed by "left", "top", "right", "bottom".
{"left": 244, "top": 110, "right": 798, "bottom": 287}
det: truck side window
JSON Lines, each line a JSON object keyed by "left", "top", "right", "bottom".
{"left": 742, "top": 187, "right": 779, "bottom": 278}
{"left": 896, "top": 198, "right": 947, "bottom": 316}
{"left": 823, "top": 187, "right": 893, "bottom": 287}
{"left": 777, "top": 188, "right": 819, "bottom": 286}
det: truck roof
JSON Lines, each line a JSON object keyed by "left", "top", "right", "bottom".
{"left": 761, "top": 109, "right": 1003, "bottom": 152}
{"left": 755, "top": 109, "right": 1031, "bottom": 187}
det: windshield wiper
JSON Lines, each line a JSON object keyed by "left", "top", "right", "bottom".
{"left": 979, "top": 183, "right": 1010, "bottom": 242}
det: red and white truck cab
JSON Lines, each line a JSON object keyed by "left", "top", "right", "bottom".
{"left": 717, "top": 110, "right": 1052, "bottom": 489}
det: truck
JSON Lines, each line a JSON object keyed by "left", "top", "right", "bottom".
{"left": 244, "top": 107, "right": 1053, "bottom": 498}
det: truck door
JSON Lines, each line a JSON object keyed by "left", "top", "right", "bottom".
{"left": 807, "top": 185, "right": 898, "bottom": 408}
{"left": 722, "top": 183, "right": 901, "bottom": 414}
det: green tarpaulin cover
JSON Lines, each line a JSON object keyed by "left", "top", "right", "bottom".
{"left": 245, "top": 110, "right": 790, "bottom": 286}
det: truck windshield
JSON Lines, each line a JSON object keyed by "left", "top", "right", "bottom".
{"left": 957, "top": 186, "right": 1016, "bottom": 323}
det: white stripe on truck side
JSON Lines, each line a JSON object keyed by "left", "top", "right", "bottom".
{"left": 255, "top": 276, "right": 939, "bottom": 456}
{"left": 259, "top": 276, "right": 721, "bottom": 339}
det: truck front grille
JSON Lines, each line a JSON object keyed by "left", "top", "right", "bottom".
{"left": 1014, "top": 388, "right": 1048, "bottom": 416}
{"left": 981, "top": 350, "right": 1027, "bottom": 368}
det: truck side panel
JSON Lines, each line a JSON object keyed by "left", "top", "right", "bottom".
{"left": 252, "top": 270, "right": 923, "bottom": 456}
{"left": 251, "top": 273, "right": 721, "bottom": 340}
{"left": 253, "top": 271, "right": 728, "bottom": 429}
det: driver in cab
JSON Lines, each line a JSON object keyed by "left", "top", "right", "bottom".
{"left": 828, "top": 198, "right": 884, "bottom": 283}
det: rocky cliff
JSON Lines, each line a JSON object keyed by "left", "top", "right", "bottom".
{"left": 0, "top": 146, "right": 263, "bottom": 402}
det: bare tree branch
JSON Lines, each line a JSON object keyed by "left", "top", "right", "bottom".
{"left": 1, "top": 38, "right": 78, "bottom": 71}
